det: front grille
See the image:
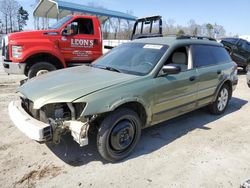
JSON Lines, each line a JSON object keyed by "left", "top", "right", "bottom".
{"left": 1, "top": 37, "right": 9, "bottom": 60}
{"left": 2, "top": 38, "right": 5, "bottom": 56}
{"left": 4, "top": 44, "right": 9, "bottom": 60}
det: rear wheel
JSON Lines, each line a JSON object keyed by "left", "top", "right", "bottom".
{"left": 97, "top": 108, "right": 141, "bottom": 162}
{"left": 209, "top": 84, "right": 230, "bottom": 115}
{"left": 28, "top": 62, "right": 56, "bottom": 79}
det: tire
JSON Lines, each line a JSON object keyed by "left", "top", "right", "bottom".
{"left": 28, "top": 62, "right": 56, "bottom": 79}
{"left": 209, "top": 84, "right": 230, "bottom": 115}
{"left": 97, "top": 108, "right": 142, "bottom": 162}
{"left": 243, "top": 66, "right": 247, "bottom": 73}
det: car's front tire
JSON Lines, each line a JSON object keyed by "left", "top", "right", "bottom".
{"left": 209, "top": 84, "right": 230, "bottom": 115}
{"left": 97, "top": 108, "right": 142, "bottom": 162}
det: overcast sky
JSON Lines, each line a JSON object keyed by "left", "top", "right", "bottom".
{"left": 18, "top": 0, "right": 249, "bottom": 36}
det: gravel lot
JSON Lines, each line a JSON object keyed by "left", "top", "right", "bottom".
{"left": 0, "top": 54, "right": 250, "bottom": 188}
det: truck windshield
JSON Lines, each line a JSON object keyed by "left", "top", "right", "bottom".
{"left": 49, "top": 16, "right": 73, "bottom": 29}
{"left": 92, "top": 43, "right": 168, "bottom": 76}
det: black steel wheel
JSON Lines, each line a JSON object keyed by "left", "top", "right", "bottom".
{"left": 97, "top": 108, "right": 142, "bottom": 162}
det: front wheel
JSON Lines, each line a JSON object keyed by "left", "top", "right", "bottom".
{"left": 97, "top": 108, "right": 142, "bottom": 162}
{"left": 28, "top": 62, "right": 56, "bottom": 79}
{"left": 209, "top": 84, "right": 230, "bottom": 115}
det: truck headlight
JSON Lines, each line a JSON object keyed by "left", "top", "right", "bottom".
{"left": 12, "top": 45, "right": 23, "bottom": 59}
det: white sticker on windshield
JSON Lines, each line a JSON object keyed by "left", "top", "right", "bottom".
{"left": 143, "top": 44, "right": 163, "bottom": 50}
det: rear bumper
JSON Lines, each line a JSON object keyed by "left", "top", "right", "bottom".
{"left": 8, "top": 101, "right": 51, "bottom": 141}
{"left": 3, "top": 61, "right": 26, "bottom": 74}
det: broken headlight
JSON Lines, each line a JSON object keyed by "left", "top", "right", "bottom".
{"left": 40, "top": 102, "right": 86, "bottom": 123}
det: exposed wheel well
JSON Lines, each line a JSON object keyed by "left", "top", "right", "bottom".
{"left": 24, "top": 53, "right": 64, "bottom": 76}
{"left": 115, "top": 102, "right": 147, "bottom": 127}
{"left": 88, "top": 101, "right": 148, "bottom": 131}
{"left": 223, "top": 80, "right": 233, "bottom": 99}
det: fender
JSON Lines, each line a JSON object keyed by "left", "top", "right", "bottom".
{"left": 212, "top": 78, "right": 232, "bottom": 102}
{"left": 22, "top": 47, "right": 66, "bottom": 68}
{"left": 79, "top": 95, "right": 152, "bottom": 126}
{"left": 109, "top": 96, "right": 152, "bottom": 125}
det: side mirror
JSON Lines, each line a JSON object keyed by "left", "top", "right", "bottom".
{"left": 161, "top": 65, "right": 181, "bottom": 75}
{"left": 62, "top": 27, "right": 74, "bottom": 36}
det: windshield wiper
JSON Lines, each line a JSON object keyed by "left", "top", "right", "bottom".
{"left": 95, "top": 65, "right": 121, "bottom": 73}
{"left": 105, "top": 66, "right": 121, "bottom": 73}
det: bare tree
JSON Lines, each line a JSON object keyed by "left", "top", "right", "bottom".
{"left": 0, "top": 0, "right": 9, "bottom": 33}
{"left": 0, "top": 0, "right": 28, "bottom": 33}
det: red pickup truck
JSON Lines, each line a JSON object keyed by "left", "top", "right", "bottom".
{"left": 2, "top": 15, "right": 162, "bottom": 79}
{"left": 2, "top": 15, "right": 103, "bottom": 78}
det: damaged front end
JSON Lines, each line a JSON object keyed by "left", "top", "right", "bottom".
{"left": 18, "top": 97, "right": 91, "bottom": 147}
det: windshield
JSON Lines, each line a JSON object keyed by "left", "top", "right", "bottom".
{"left": 92, "top": 43, "right": 168, "bottom": 76}
{"left": 49, "top": 16, "right": 73, "bottom": 29}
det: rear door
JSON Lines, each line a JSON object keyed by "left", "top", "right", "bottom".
{"left": 192, "top": 45, "right": 229, "bottom": 106}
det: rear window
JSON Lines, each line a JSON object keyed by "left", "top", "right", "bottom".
{"left": 222, "top": 38, "right": 239, "bottom": 44}
{"left": 192, "top": 45, "right": 232, "bottom": 68}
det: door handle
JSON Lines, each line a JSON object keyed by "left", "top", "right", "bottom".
{"left": 217, "top": 70, "right": 222, "bottom": 74}
{"left": 189, "top": 76, "right": 196, "bottom": 81}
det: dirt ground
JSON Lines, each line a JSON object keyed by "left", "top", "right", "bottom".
{"left": 0, "top": 56, "right": 250, "bottom": 188}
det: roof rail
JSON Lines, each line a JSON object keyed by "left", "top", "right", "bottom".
{"left": 177, "top": 35, "right": 216, "bottom": 41}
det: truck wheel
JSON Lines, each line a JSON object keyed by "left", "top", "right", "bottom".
{"left": 28, "top": 62, "right": 56, "bottom": 79}
{"left": 97, "top": 108, "right": 141, "bottom": 162}
{"left": 209, "top": 84, "right": 230, "bottom": 115}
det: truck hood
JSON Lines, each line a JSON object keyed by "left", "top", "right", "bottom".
{"left": 18, "top": 66, "right": 139, "bottom": 109}
{"left": 8, "top": 29, "right": 58, "bottom": 40}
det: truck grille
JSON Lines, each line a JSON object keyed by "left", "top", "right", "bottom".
{"left": 2, "top": 38, "right": 5, "bottom": 56}
{"left": 2, "top": 36, "right": 9, "bottom": 60}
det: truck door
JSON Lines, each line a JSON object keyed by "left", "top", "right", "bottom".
{"left": 59, "top": 18, "right": 102, "bottom": 64}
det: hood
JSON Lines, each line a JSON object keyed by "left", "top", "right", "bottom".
{"left": 18, "top": 66, "right": 139, "bottom": 109}
{"left": 8, "top": 30, "right": 58, "bottom": 41}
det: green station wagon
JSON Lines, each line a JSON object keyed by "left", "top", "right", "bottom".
{"left": 9, "top": 36, "right": 238, "bottom": 162}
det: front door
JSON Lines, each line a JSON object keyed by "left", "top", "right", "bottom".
{"left": 151, "top": 46, "right": 198, "bottom": 124}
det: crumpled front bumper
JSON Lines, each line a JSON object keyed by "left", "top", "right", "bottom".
{"left": 8, "top": 101, "right": 89, "bottom": 147}
{"left": 8, "top": 101, "right": 51, "bottom": 142}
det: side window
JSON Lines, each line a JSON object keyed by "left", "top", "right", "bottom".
{"left": 165, "top": 46, "right": 188, "bottom": 71}
{"left": 193, "top": 45, "right": 231, "bottom": 68}
{"left": 238, "top": 40, "right": 247, "bottom": 49}
{"left": 210, "top": 46, "right": 232, "bottom": 64}
{"left": 66, "top": 18, "right": 94, "bottom": 35}
{"left": 192, "top": 45, "right": 215, "bottom": 68}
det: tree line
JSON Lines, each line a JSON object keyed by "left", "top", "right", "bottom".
{"left": 102, "top": 18, "right": 229, "bottom": 40}
{"left": 0, "top": 0, "right": 29, "bottom": 34}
